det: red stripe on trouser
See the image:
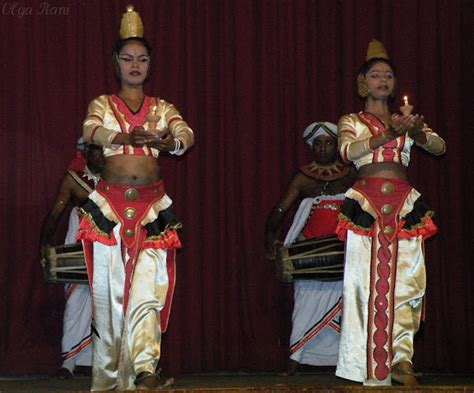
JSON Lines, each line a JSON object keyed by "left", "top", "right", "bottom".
{"left": 63, "top": 336, "right": 92, "bottom": 360}
{"left": 290, "top": 304, "right": 341, "bottom": 354}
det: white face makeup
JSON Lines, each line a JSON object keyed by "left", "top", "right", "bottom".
{"left": 117, "top": 41, "right": 150, "bottom": 86}
{"left": 365, "top": 62, "right": 395, "bottom": 100}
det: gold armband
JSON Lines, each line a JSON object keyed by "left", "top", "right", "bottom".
{"left": 154, "top": 99, "right": 194, "bottom": 155}
{"left": 345, "top": 138, "right": 373, "bottom": 161}
{"left": 84, "top": 125, "right": 118, "bottom": 148}
{"left": 420, "top": 132, "right": 446, "bottom": 155}
{"left": 167, "top": 115, "right": 194, "bottom": 155}
{"left": 83, "top": 96, "right": 118, "bottom": 148}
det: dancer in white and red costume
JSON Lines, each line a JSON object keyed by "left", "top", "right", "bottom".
{"left": 78, "top": 6, "right": 194, "bottom": 391}
{"left": 335, "top": 40, "right": 446, "bottom": 386}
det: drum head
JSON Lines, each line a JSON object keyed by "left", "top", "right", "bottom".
{"left": 277, "top": 235, "right": 344, "bottom": 281}
{"left": 275, "top": 254, "right": 294, "bottom": 283}
{"left": 45, "top": 243, "right": 88, "bottom": 284}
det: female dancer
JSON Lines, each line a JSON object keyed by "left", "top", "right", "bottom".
{"left": 78, "top": 6, "right": 194, "bottom": 391}
{"left": 335, "top": 40, "right": 445, "bottom": 386}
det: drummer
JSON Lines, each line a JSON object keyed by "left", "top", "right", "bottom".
{"left": 39, "top": 140, "right": 104, "bottom": 379}
{"left": 265, "top": 122, "right": 355, "bottom": 375}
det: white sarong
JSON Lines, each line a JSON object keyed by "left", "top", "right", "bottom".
{"left": 284, "top": 197, "right": 343, "bottom": 366}
{"left": 61, "top": 207, "right": 92, "bottom": 371}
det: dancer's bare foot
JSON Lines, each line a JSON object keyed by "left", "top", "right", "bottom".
{"left": 279, "top": 359, "right": 299, "bottom": 376}
{"left": 392, "top": 361, "right": 419, "bottom": 386}
{"left": 135, "top": 371, "right": 175, "bottom": 390}
{"left": 159, "top": 377, "right": 175, "bottom": 388}
{"left": 135, "top": 372, "right": 159, "bottom": 390}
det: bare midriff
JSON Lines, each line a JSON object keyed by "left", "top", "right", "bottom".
{"left": 102, "top": 155, "right": 160, "bottom": 185}
{"left": 358, "top": 162, "right": 407, "bottom": 180}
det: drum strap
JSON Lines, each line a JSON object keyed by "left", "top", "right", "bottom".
{"left": 67, "top": 169, "right": 96, "bottom": 193}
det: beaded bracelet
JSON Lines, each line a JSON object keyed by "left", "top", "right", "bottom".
{"left": 170, "top": 138, "right": 181, "bottom": 155}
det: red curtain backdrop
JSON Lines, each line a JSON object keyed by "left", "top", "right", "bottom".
{"left": 1, "top": 0, "right": 473, "bottom": 375}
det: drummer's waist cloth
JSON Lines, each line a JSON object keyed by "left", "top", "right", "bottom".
{"left": 335, "top": 178, "right": 437, "bottom": 385}
{"left": 77, "top": 180, "right": 182, "bottom": 391}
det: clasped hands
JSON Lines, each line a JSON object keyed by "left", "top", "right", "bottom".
{"left": 129, "top": 125, "right": 176, "bottom": 151}
{"left": 386, "top": 113, "right": 425, "bottom": 140}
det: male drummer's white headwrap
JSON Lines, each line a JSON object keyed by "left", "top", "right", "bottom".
{"left": 303, "top": 122, "right": 337, "bottom": 147}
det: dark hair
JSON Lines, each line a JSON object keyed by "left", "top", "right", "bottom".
{"left": 359, "top": 57, "right": 397, "bottom": 77}
{"left": 112, "top": 37, "right": 152, "bottom": 56}
{"left": 84, "top": 144, "right": 102, "bottom": 155}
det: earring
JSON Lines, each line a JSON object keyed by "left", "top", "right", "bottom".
{"left": 357, "top": 74, "right": 368, "bottom": 97}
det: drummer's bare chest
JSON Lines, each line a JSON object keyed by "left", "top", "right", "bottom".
{"left": 301, "top": 178, "right": 349, "bottom": 198}
{"left": 71, "top": 184, "right": 90, "bottom": 207}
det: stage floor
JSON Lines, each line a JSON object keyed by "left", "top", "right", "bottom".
{"left": 0, "top": 370, "right": 473, "bottom": 392}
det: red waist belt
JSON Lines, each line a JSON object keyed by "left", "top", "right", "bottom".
{"left": 96, "top": 180, "right": 165, "bottom": 248}
{"left": 352, "top": 177, "right": 412, "bottom": 242}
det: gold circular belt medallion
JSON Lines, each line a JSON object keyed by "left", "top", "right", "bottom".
{"left": 383, "top": 225, "right": 394, "bottom": 235}
{"left": 381, "top": 204, "right": 393, "bottom": 215}
{"left": 124, "top": 228, "right": 135, "bottom": 237}
{"left": 125, "top": 188, "right": 139, "bottom": 200}
{"left": 124, "top": 207, "right": 137, "bottom": 219}
{"left": 381, "top": 182, "right": 395, "bottom": 195}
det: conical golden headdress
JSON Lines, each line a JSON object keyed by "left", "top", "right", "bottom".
{"left": 119, "top": 5, "right": 144, "bottom": 39}
{"left": 356, "top": 39, "right": 391, "bottom": 97}
{"left": 365, "top": 39, "right": 389, "bottom": 61}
